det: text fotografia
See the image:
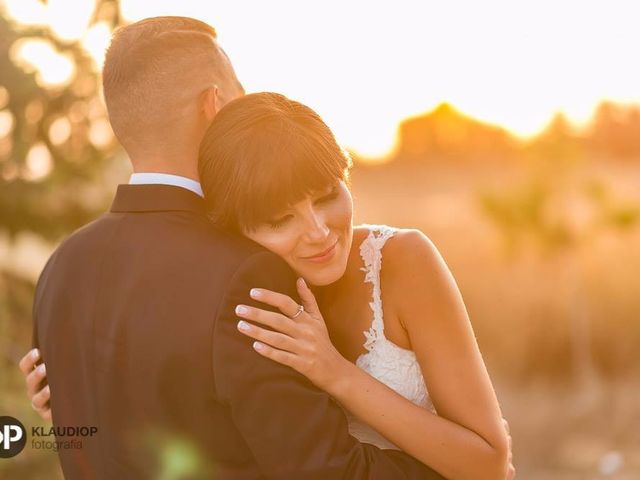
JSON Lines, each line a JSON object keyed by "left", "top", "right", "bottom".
{"left": 31, "top": 426, "right": 98, "bottom": 452}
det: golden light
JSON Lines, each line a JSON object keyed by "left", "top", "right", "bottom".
{"left": 0, "top": 110, "right": 14, "bottom": 138}
{"left": 49, "top": 117, "right": 72, "bottom": 146}
{"left": 82, "top": 22, "right": 112, "bottom": 70}
{"left": 118, "top": 0, "right": 640, "bottom": 157}
{"left": 11, "top": 39, "right": 75, "bottom": 88}
{"left": 2, "top": 0, "right": 48, "bottom": 26}
{"left": 88, "top": 118, "right": 114, "bottom": 148}
{"left": 0, "top": 87, "right": 9, "bottom": 109}
{"left": 24, "top": 143, "right": 53, "bottom": 181}
{"left": 5, "top": 0, "right": 640, "bottom": 157}
{"left": 47, "top": 0, "right": 94, "bottom": 42}
{"left": 3, "top": 0, "right": 93, "bottom": 41}
{"left": 25, "top": 99, "right": 44, "bottom": 124}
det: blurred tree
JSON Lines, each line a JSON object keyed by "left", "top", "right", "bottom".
{"left": 586, "top": 101, "right": 640, "bottom": 160}
{"left": 0, "top": 4, "right": 124, "bottom": 477}
{"left": 391, "top": 100, "right": 640, "bottom": 167}
{"left": 0, "top": 0, "right": 125, "bottom": 243}
{"left": 394, "top": 102, "right": 518, "bottom": 164}
{"left": 479, "top": 151, "right": 640, "bottom": 386}
{"left": 528, "top": 112, "right": 584, "bottom": 166}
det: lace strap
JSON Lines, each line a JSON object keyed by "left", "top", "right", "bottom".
{"left": 358, "top": 224, "right": 398, "bottom": 351}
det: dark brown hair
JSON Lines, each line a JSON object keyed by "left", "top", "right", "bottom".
{"left": 198, "top": 92, "right": 352, "bottom": 233}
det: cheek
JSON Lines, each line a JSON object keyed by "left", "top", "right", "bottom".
{"left": 330, "top": 190, "right": 353, "bottom": 227}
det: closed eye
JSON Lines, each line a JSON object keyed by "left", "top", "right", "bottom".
{"left": 267, "top": 214, "right": 293, "bottom": 229}
{"left": 266, "top": 185, "right": 339, "bottom": 229}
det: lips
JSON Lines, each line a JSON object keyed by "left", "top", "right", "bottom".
{"left": 302, "top": 239, "right": 338, "bottom": 259}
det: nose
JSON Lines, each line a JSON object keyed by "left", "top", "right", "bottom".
{"left": 301, "top": 208, "right": 330, "bottom": 243}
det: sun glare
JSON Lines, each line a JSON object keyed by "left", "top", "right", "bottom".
{"left": 11, "top": 39, "right": 75, "bottom": 88}
{"left": 24, "top": 142, "right": 53, "bottom": 181}
{"left": 82, "top": 22, "right": 112, "bottom": 70}
{"left": 4, "top": 0, "right": 640, "bottom": 157}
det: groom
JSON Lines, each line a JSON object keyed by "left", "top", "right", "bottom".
{"left": 20, "top": 17, "right": 445, "bottom": 479}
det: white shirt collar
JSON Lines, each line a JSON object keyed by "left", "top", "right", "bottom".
{"left": 129, "top": 173, "right": 204, "bottom": 198}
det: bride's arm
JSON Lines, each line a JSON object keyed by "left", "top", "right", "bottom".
{"left": 332, "top": 229, "right": 510, "bottom": 480}
{"left": 235, "top": 230, "right": 511, "bottom": 480}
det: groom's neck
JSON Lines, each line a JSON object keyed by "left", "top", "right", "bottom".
{"left": 130, "top": 155, "right": 200, "bottom": 182}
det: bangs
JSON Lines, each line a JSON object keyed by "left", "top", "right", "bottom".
{"left": 198, "top": 92, "right": 352, "bottom": 233}
{"left": 231, "top": 119, "right": 350, "bottom": 232}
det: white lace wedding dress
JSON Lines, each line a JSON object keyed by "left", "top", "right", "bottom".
{"left": 345, "top": 224, "right": 436, "bottom": 449}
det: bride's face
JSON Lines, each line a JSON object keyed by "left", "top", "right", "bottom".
{"left": 244, "top": 180, "right": 354, "bottom": 286}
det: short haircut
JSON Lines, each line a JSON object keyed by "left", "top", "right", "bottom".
{"left": 102, "top": 16, "right": 241, "bottom": 155}
{"left": 198, "top": 92, "right": 352, "bottom": 233}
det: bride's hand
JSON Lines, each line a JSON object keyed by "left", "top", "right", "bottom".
{"left": 19, "top": 349, "right": 52, "bottom": 421}
{"left": 235, "top": 277, "right": 348, "bottom": 393}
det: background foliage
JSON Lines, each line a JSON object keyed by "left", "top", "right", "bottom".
{"left": 1, "top": 2, "right": 639, "bottom": 478}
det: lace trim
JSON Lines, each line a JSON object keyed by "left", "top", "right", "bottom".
{"left": 359, "top": 224, "right": 398, "bottom": 351}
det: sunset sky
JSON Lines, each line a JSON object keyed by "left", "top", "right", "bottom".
{"left": 4, "top": 0, "right": 640, "bottom": 157}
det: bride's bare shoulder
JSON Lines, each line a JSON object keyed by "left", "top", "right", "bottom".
{"left": 382, "top": 227, "right": 444, "bottom": 281}
{"left": 381, "top": 228, "right": 458, "bottom": 330}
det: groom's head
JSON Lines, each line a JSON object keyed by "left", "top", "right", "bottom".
{"left": 102, "top": 16, "right": 244, "bottom": 175}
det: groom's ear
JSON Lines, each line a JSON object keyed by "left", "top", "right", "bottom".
{"left": 201, "top": 85, "right": 219, "bottom": 122}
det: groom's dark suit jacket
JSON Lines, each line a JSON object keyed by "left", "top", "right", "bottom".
{"left": 33, "top": 184, "right": 444, "bottom": 480}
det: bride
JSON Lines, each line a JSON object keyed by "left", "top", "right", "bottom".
{"left": 23, "top": 92, "right": 514, "bottom": 479}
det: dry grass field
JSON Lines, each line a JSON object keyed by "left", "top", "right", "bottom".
{"left": 350, "top": 159, "right": 640, "bottom": 479}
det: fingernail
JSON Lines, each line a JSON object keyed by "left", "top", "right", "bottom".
{"left": 31, "top": 349, "right": 40, "bottom": 359}
{"left": 298, "top": 277, "right": 307, "bottom": 289}
{"left": 253, "top": 341, "right": 265, "bottom": 350}
{"left": 249, "top": 288, "right": 261, "bottom": 298}
{"left": 235, "top": 305, "right": 249, "bottom": 315}
{"left": 44, "top": 385, "right": 51, "bottom": 394}
{"left": 37, "top": 364, "right": 46, "bottom": 374}
{"left": 237, "top": 320, "right": 250, "bottom": 331}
